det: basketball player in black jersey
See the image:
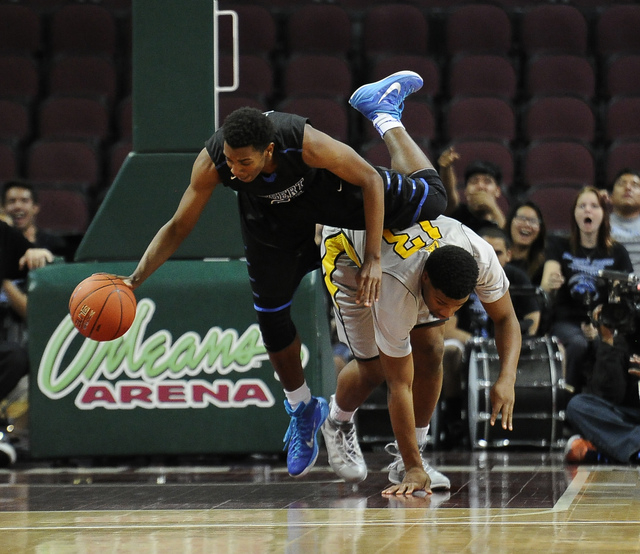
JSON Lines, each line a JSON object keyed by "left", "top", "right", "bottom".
{"left": 124, "top": 71, "right": 447, "bottom": 478}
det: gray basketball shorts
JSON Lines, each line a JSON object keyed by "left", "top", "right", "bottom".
{"left": 322, "top": 230, "right": 379, "bottom": 361}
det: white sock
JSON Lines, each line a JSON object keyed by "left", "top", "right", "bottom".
{"left": 372, "top": 113, "right": 404, "bottom": 138}
{"left": 416, "top": 425, "right": 430, "bottom": 447}
{"left": 330, "top": 394, "right": 356, "bottom": 423}
{"left": 285, "top": 382, "right": 312, "bottom": 410}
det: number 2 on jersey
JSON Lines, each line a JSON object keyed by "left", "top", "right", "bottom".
{"left": 383, "top": 220, "right": 443, "bottom": 259}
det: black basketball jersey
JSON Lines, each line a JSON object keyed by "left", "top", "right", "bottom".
{"left": 205, "top": 111, "right": 445, "bottom": 249}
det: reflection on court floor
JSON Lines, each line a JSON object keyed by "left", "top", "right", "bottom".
{"left": 0, "top": 450, "right": 638, "bottom": 552}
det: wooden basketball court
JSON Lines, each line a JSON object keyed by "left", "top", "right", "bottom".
{"left": 0, "top": 449, "right": 638, "bottom": 552}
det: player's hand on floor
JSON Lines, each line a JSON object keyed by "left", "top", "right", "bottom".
{"left": 382, "top": 467, "right": 431, "bottom": 497}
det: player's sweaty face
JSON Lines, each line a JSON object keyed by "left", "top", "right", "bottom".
{"left": 223, "top": 143, "right": 268, "bottom": 182}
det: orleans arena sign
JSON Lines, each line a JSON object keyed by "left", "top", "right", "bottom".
{"left": 37, "top": 298, "right": 310, "bottom": 411}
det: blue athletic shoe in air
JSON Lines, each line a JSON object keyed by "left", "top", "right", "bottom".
{"left": 283, "top": 396, "right": 329, "bottom": 478}
{"left": 349, "top": 70, "right": 423, "bottom": 121}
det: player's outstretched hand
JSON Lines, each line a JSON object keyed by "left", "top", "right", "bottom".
{"left": 490, "top": 376, "right": 515, "bottom": 431}
{"left": 355, "top": 257, "right": 381, "bottom": 307}
{"left": 381, "top": 467, "right": 431, "bottom": 497}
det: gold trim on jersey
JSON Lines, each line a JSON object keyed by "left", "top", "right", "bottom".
{"left": 322, "top": 231, "right": 360, "bottom": 297}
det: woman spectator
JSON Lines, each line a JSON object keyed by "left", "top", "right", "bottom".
{"left": 541, "top": 186, "right": 633, "bottom": 393}
{"left": 505, "top": 201, "right": 547, "bottom": 286}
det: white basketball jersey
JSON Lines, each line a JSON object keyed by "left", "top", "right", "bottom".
{"left": 323, "top": 216, "right": 509, "bottom": 357}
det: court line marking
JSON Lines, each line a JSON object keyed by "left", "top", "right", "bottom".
{"left": 0, "top": 464, "right": 595, "bottom": 530}
{"left": 2, "top": 519, "right": 639, "bottom": 532}
{"left": 552, "top": 467, "right": 589, "bottom": 512}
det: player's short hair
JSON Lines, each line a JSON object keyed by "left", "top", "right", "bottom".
{"left": 222, "top": 107, "right": 275, "bottom": 151}
{"left": 464, "top": 160, "right": 502, "bottom": 186}
{"left": 424, "top": 245, "right": 478, "bottom": 300}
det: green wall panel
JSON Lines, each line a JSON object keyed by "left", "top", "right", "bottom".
{"left": 75, "top": 153, "right": 244, "bottom": 261}
{"left": 28, "top": 262, "right": 335, "bottom": 458}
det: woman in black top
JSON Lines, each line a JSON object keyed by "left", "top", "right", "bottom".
{"left": 541, "top": 186, "right": 633, "bottom": 392}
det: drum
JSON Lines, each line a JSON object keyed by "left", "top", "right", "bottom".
{"left": 467, "top": 336, "right": 567, "bottom": 448}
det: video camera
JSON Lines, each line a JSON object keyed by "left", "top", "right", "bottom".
{"left": 596, "top": 269, "right": 640, "bottom": 334}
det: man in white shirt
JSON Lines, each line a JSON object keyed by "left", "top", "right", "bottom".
{"left": 320, "top": 216, "right": 521, "bottom": 496}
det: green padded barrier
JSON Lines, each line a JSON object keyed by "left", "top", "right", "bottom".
{"left": 28, "top": 262, "right": 335, "bottom": 458}
{"left": 75, "top": 153, "right": 244, "bottom": 261}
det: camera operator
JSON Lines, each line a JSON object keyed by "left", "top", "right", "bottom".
{"left": 564, "top": 274, "right": 640, "bottom": 465}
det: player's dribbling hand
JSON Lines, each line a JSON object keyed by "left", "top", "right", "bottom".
{"left": 356, "top": 257, "right": 381, "bottom": 307}
{"left": 382, "top": 467, "right": 431, "bottom": 497}
{"left": 102, "top": 273, "right": 134, "bottom": 290}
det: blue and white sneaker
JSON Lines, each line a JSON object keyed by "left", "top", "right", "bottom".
{"left": 283, "top": 396, "right": 329, "bottom": 478}
{"left": 349, "top": 70, "right": 423, "bottom": 122}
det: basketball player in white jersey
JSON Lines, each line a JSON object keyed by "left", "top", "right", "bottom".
{"left": 320, "top": 215, "right": 521, "bottom": 496}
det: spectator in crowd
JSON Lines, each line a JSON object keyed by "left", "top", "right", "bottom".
{"left": 504, "top": 200, "right": 548, "bottom": 286}
{"left": 0, "top": 219, "right": 53, "bottom": 465}
{"left": 607, "top": 168, "right": 640, "bottom": 275}
{"left": 440, "top": 226, "right": 539, "bottom": 447}
{"left": 565, "top": 304, "right": 640, "bottom": 465}
{"left": 600, "top": 169, "right": 640, "bottom": 353}
{"left": 1, "top": 181, "right": 68, "bottom": 258}
{"left": 439, "top": 147, "right": 506, "bottom": 232}
{"left": 541, "top": 186, "right": 633, "bottom": 393}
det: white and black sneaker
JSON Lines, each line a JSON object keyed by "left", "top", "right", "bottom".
{"left": 321, "top": 415, "right": 367, "bottom": 483}
{"left": 385, "top": 441, "right": 450, "bottom": 491}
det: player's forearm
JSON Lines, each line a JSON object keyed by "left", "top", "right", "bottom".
{"left": 362, "top": 174, "right": 385, "bottom": 262}
{"left": 129, "top": 222, "right": 187, "bottom": 288}
{"left": 381, "top": 352, "right": 422, "bottom": 471}
{"left": 493, "top": 315, "right": 521, "bottom": 383}
{"left": 387, "top": 382, "right": 422, "bottom": 471}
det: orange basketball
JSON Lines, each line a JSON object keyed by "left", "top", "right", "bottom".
{"left": 69, "top": 273, "right": 137, "bottom": 341}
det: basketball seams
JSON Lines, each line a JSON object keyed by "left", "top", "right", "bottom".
{"left": 69, "top": 282, "right": 120, "bottom": 314}
{"left": 88, "top": 289, "right": 121, "bottom": 341}
{"left": 69, "top": 274, "right": 137, "bottom": 341}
